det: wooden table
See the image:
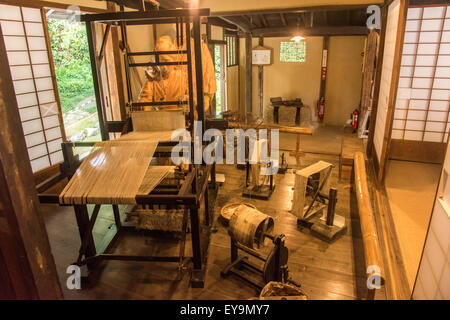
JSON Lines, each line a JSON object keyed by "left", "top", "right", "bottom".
{"left": 270, "top": 98, "right": 304, "bottom": 125}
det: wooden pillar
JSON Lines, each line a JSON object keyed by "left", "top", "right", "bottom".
{"left": 245, "top": 33, "right": 253, "bottom": 122}
{"left": 258, "top": 37, "right": 264, "bottom": 119}
{"left": 0, "top": 26, "right": 62, "bottom": 300}
{"left": 319, "top": 36, "right": 329, "bottom": 121}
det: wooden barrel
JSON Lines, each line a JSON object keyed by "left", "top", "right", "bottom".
{"left": 220, "top": 202, "right": 256, "bottom": 224}
{"left": 229, "top": 205, "right": 274, "bottom": 249}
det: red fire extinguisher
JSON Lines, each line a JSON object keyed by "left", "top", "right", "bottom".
{"left": 318, "top": 97, "right": 325, "bottom": 120}
{"left": 352, "top": 109, "right": 360, "bottom": 133}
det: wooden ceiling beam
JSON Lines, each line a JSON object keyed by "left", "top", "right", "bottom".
{"left": 251, "top": 25, "right": 369, "bottom": 37}
{"left": 260, "top": 14, "right": 269, "bottom": 28}
{"left": 210, "top": 4, "right": 380, "bottom": 17}
{"left": 219, "top": 16, "right": 252, "bottom": 33}
{"left": 207, "top": 17, "right": 239, "bottom": 30}
{"left": 280, "top": 13, "right": 287, "bottom": 26}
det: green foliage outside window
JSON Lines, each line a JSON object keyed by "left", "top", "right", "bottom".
{"left": 280, "top": 41, "right": 306, "bottom": 63}
{"left": 47, "top": 18, "right": 95, "bottom": 114}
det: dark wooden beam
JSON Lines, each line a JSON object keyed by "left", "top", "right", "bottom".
{"left": 252, "top": 26, "right": 369, "bottom": 37}
{"left": 207, "top": 17, "right": 238, "bottom": 30}
{"left": 210, "top": 4, "right": 382, "bottom": 17}
{"left": 220, "top": 16, "right": 251, "bottom": 33}
{"left": 260, "top": 14, "right": 269, "bottom": 28}
{"left": 0, "top": 26, "right": 63, "bottom": 300}
{"left": 280, "top": 13, "right": 288, "bottom": 26}
{"left": 258, "top": 37, "right": 264, "bottom": 119}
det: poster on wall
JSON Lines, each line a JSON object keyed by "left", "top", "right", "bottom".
{"left": 252, "top": 46, "right": 272, "bottom": 65}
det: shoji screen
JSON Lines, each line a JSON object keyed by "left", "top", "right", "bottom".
{"left": 0, "top": 4, "right": 64, "bottom": 172}
{"left": 374, "top": 0, "right": 401, "bottom": 161}
{"left": 392, "top": 5, "right": 450, "bottom": 143}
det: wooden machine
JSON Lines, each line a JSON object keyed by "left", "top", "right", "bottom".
{"left": 37, "top": 7, "right": 217, "bottom": 288}
{"left": 291, "top": 161, "right": 347, "bottom": 242}
{"left": 221, "top": 205, "right": 299, "bottom": 291}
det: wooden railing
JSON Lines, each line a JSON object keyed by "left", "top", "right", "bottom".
{"left": 353, "top": 151, "right": 384, "bottom": 300}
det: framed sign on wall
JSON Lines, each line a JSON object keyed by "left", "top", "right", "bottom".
{"left": 252, "top": 45, "right": 272, "bottom": 65}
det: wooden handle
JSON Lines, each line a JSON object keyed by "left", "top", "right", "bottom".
{"left": 228, "top": 122, "right": 314, "bottom": 135}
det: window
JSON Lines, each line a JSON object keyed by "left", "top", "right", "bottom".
{"left": 0, "top": 4, "right": 65, "bottom": 172}
{"left": 280, "top": 41, "right": 306, "bottom": 62}
{"left": 225, "top": 33, "right": 238, "bottom": 67}
{"left": 391, "top": 5, "right": 450, "bottom": 143}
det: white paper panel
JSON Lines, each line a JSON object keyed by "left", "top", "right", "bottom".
{"left": 31, "top": 156, "right": 50, "bottom": 173}
{"left": 32, "top": 64, "right": 51, "bottom": 78}
{"left": 426, "top": 121, "right": 446, "bottom": 132}
{"left": 447, "top": 8, "right": 450, "bottom": 18}
{"left": 405, "top": 120, "right": 425, "bottom": 130}
{"left": 47, "top": 138, "right": 62, "bottom": 153}
{"left": 393, "top": 119, "right": 405, "bottom": 129}
{"left": 433, "top": 78, "right": 450, "bottom": 89}
{"left": 397, "top": 88, "right": 412, "bottom": 99}
{"left": 440, "top": 43, "right": 450, "bottom": 54}
{"left": 28, "top": 144, "right": 47, "bottom": 160}
{"left": 435, "top": 67, "right": 450, "bottom": 77}
{"left": 0, "top": 21, "right": 24, "bottom": 35}
{"left": 24, "top": 22, "right": 44, "bottom": 37}
{"left": 16, "top": 92, "right": 37, "bottom": 108}
{"left": 10, "top": 65, "right": 32, "bottom": 80}
{"left": 398, "top": 77, "right": 411, "bottom": 88}
{"left": 413, "top": 77, "right": 433, "bottom": 89}
{"left": 421, "top": 19, "right": 443, "bottom": 31}
{"left": 431, "top": 89, "right": 450, "bottom": 100}
{"left": 404, "top": 130, "right": 423, "bottom": 140}
{"left": 404, "top": 32, "right": 419, "bottom": 43}
{"left": 417, "top": 43, "right": 439, "bottom": 55}
{"left": 13, "top": 79, "right": 34, "bottom": 94}
{"left": 3, "top": 36, "right": 27, "bottom": 51}
{"left": 403, "top": 43, "right": 417, "bottom": 55}
{"left": 437, "top": 55, "right": 450, "bottom": 67}
{"left": 428, "top": 111, "right": 447, "bottom": 122}
{"left": 37, "top": 90, "right": 55, "bottom": 104}
{"left": 430, "top": 100, "right": 449, "bottom": 111}
{"left": 19, "top": 106, "right": 40, "bottom": 121}
{"left": 396, "top": 99, "right": 409, "bottom": 109}
{"left": 7, "top": 51, "right": 29, "bottom": 65}
{"left": 395, "top": 109, "right": 407, "bottom": 119}
{"left": 444, "top": 19, "right": 450, "bottom": 31}
{"left": 445, "top": 133, "right": 448, "bottom": 142}
{"left": 442, "top": 31, "right": 450, "bottom": 42}
{"left": 420, "top": 32, "right": 441, "bottom": 43}
{"left": 29, "top": 50, "right": 48, "bottom": 64}
{"left": 400, "top": 66, "right": 414, "bottom": 77}
{"left": 50, "top": 151, "right": 63, "bottom": 165}
{"left": 411, "top": 88, "right": 430, "bottom": 99}
{"left": 401, "top": 55, "right": 415, "bottom": 66}
{"left": 406, "top": 20, "right": 421, "bottom": 31}
{"left": 408, "top": 110, "right": 427, "bottom": 120}
{"left": 423, "top": 6, "right": 446, "bottom": 19}
{"left": 423, "top": 132, "right": 444, "bottom": 142}
{"left": 416, "top": 55, "right": 436, "bottom": 66}
{"left": 0, "top": 4, "right": 22, "bottom": 21}
{"left": 391, "top": 129, "right": 404, "bottom": 139}
{"left": 407, "top": 8, "right": 422, "bottom": 20}
{"left": 45, "top": 127, "right": 61, "bottom": 141}
{"left": 42, "top": 115, "right": 59, "bottom": 129}
{"left": 410, "top": 99, "right": 428, "bottom": 110}
{"left": 35, "top": 77, "right": 53, "bottom": 91}
{"left": 21, "top": 7, "right": 42, "bottom": 22}
{"left": 414, "top": 66, "right": 434, "bottom": 77}
{"left": 22, "top": 118, "right": 42, "bottom": 135}
{"left": 25, "top": 131, "right": 45, "bottom": 148}
{"left": 40, "top": 102, "right": 58, "bottom": 116}
{"left": 27, "top": 36, "right": 46, "bottom": 50}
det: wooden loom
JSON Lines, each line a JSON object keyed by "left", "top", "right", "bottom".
{"left": 37, "top": 8, "right": 216, "bottom": 288}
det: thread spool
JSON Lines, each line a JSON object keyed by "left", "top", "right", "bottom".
{"left": 229, "top": 205, "right": 274, "bottom": 249}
